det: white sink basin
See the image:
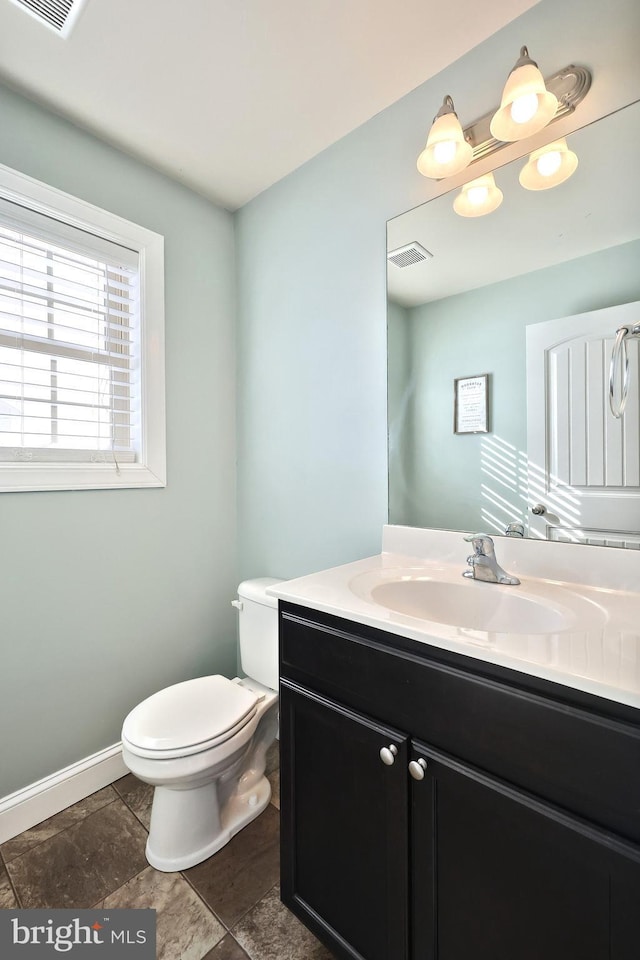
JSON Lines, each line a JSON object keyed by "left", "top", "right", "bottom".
{"left": 269, "top": 527, "right": 640, "bottom": 705}
{"left": 349, "top": 568, "right": 605, "bottom": 635}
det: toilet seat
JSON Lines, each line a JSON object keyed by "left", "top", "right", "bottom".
{"left": 122, "top": 675, "right": 259, "bottom": 760}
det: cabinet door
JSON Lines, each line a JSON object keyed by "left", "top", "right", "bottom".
{"left": 611, "top": 853, "right": 640, "bottom": 960}
{"left": 280, "top": 680, "right": 410, "bottom": 960}
{"left": 411, "top": 742, "right": 640, "bottom": 960}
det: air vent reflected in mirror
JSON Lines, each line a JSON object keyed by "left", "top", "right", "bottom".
{"left": 387, "top": 242, "right": 433, "bottom": 268}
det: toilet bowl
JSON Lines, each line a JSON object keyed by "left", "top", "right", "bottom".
{"left": 121, "top": 578, "right": 282, "bottom": 872}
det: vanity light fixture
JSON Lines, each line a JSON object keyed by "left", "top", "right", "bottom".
{"left": 453, "top": 173, "right": 503, "bottom": 217}
{"left": 416, "top": 55, "right": 590, "bottom": 182}
{"left": 490, "top": 47, "right": 558, "bottom": 142}
{"left": 519, "top": 138, "right": 578, "bottom": 190}
{"left": 416, "top": 96, "right": 473, "bottom": 179}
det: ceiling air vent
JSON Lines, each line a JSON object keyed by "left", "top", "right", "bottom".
{"left": 10, "top": 0, "right": 87, "bottom": 35}
{"left": 387, "top": 241, "right": 433, "bottom": 268}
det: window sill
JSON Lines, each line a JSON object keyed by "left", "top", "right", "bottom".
{"left": 0, "top": 461, "right": 166, "bottom": 492}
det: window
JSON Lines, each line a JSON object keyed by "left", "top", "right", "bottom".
{"left": 0, "top": 164, "right": 165, "bottom": 491}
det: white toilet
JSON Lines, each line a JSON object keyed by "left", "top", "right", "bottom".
{"left": 121, "top": 578, "right": 282, "bottom": 872}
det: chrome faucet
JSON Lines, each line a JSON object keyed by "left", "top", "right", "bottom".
{"left": 504, "top": 521, "right": 524, "bottom": 538}
{"left": 463, "top": 533, "right": 520, "bottom": 585}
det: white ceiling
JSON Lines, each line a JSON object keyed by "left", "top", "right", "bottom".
{"left": 0, "top": 0, "right": 539, "bottom": 210}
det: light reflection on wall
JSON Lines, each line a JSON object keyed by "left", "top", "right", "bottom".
{"left": 479, "top": 434, "right": 585, "bottom": 541}
{"left": 479, "top": 435, "right": 523, "bottom": 534}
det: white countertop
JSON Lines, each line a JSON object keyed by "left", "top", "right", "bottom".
{"left": 270, "top": 526, "right": 640, "bottom": 710}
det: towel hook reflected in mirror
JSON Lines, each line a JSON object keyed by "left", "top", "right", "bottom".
{"left": 609, "top": 323, "right": 640, "bottom": 419}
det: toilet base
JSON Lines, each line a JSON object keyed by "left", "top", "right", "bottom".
{"left": 146, "top": 774, "right": 273, "bottom": 872}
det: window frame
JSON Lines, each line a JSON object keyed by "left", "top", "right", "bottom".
{"left": 0, "top": 162, "right": 166, "bottom": 492}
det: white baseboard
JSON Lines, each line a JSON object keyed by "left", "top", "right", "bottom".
{"left": 0, "top": 744, "right": 127, "bottom": 845}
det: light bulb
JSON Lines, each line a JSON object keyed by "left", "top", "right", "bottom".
{"left": 510, "top": 92, "right": 539, "bottom": 124}
{"left": 536, "top": 149, "right": 562, "bottom": 177}
{"left": 467, "top": 186, "right": 489, "bottom": 206}
{"left": 519, "top": 138, "right": 578, "bottom": 191}
{"left": 432, "top": 140, "right": 457, "bottom": 166}
{"left": 490, "top": 47, "right": 558, "bottom": 142}
{"left": 453, "top": 172, "right": 503, "bottom": 217}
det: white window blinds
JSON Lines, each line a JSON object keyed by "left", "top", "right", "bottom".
{"left": 0, "top": 198, "right": 140, "bottom": 464}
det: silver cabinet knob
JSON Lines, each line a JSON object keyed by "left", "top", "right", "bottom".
{"left": 380, "top": 744, "right": 398, "bottom": 766}
{"left": 531, "top": 503, "right": 546, "bottom": 515}
{"left": 409, "top": 759, "right": 428, "bottom": 780}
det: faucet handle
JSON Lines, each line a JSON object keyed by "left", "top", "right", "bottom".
{"left": 463, "top": 532, "right": 495, "bottom": 555}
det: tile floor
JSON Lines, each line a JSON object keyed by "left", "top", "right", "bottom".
{"left": 0, "top": 744, "right": 333, "bottom": 960}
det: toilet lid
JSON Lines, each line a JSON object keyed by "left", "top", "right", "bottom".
{"left": 122, "top": 675, "right": 259, "bottom": 753}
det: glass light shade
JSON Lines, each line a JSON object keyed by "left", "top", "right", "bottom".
{"left": 453, "top": 173, "right": 503, "bottom": 217}
{"left": 417, "top": 108, "right": 473, "bottom": 179}
{"left": 490, "top": 59, "right": 558, "bottom": 142}
{"left": 519, "top": 138, "right": 578, "bottom": 190}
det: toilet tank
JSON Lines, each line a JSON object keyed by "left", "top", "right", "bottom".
{"left": 235, "top": 578, "right": 283, "bottom": 691}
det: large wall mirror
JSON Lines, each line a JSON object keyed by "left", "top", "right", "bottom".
{"left": 387, "top": 98, "right": 640, "bottom": 548}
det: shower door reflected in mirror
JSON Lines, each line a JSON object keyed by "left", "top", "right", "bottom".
{"left": 387, "top": 100, "right": 640, "bottom": 547}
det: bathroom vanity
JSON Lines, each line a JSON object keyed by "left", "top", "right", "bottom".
{"left": 272, "top": 527, "right": 640, "bottom": 960}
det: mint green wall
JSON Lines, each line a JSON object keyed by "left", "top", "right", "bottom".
{"left": 0, "top": 84, "right": 238, "bottom": 796}
{"left": 236, "top": 0, "right": 640, "bottom": 580}
{"left": 393, "top": 239, "right": 640, "bottom": 532}
{"left": 387, "top": 300, "right": 414, "bottom": 524}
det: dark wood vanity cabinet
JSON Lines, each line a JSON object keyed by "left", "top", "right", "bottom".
{"left": 411, "top": 746, "right": 640, "bottom": 960}
{"left": 280, "top": 683, "right": 410, "bottom": 960}
{"left": 279, "top": 602, "right": 640, "bottom": 960}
